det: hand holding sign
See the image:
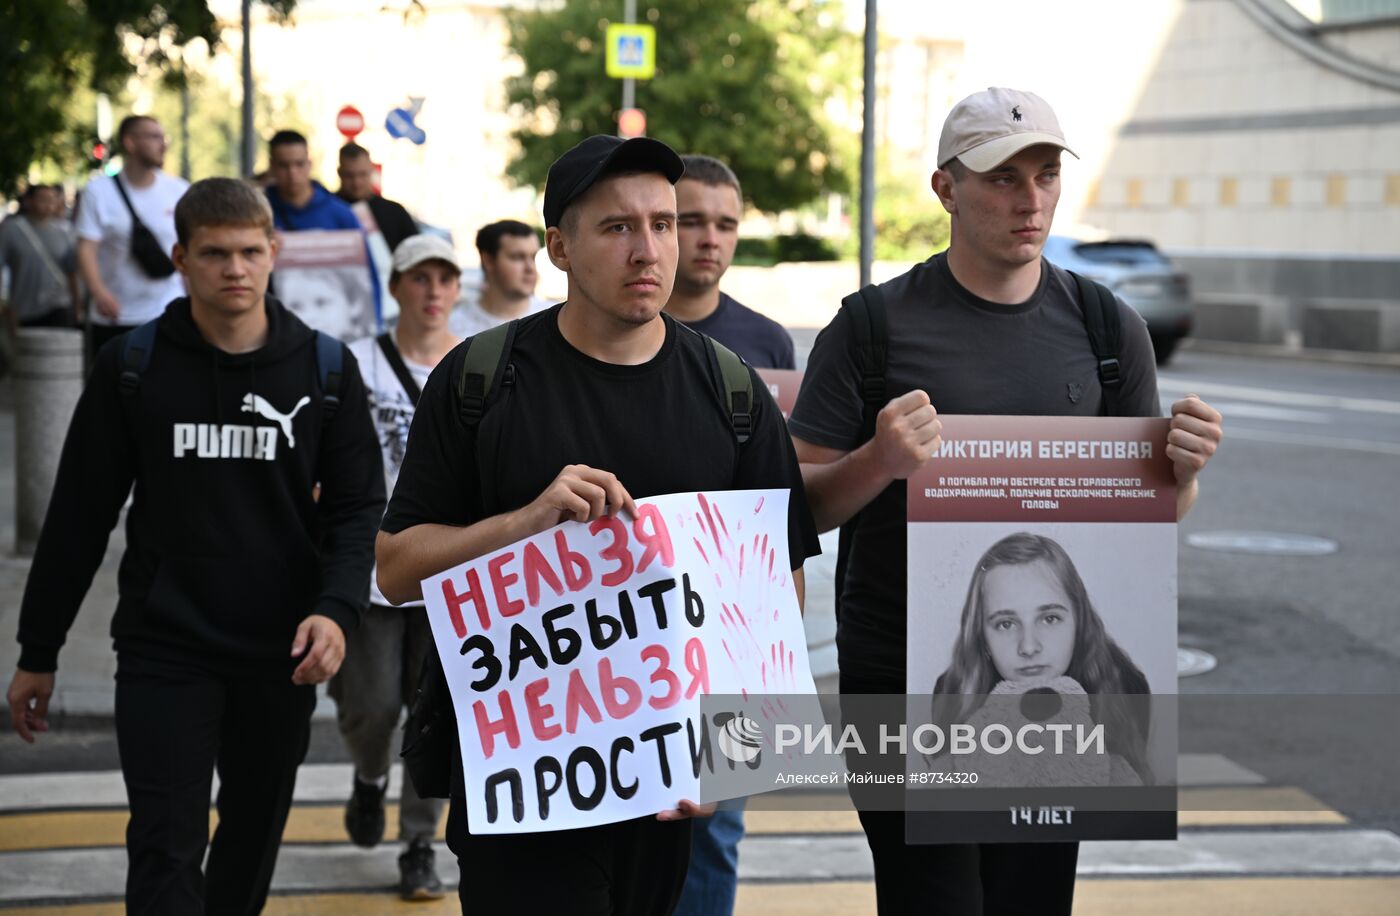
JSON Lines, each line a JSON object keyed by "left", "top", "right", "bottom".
{"left": 423, "top": 489, "right": 816, "bottom": 834}
{"left": 656, "top": 798, "right": 717, "bottom": 822}
{"left": 874, "top": 390, "right": 943, "bottom": 480}
{"left": 1165, "top": 395, "right": 1222, "bottom": 480}
{"left": 516, "top": 464, "right": 639, "bottom": 533}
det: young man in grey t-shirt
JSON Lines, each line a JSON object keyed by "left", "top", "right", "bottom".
{"left": 789, "top": 87, "right": 1224, "bottom": 916}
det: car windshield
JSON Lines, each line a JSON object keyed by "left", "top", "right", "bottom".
{"left": 1070, "top": 242, "right": 1171, "bottom": 267}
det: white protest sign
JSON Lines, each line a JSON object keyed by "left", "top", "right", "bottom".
{"left": 421, "top": 489, "right": 816, "bottom": 834}
{"left": 274, "top": 229, "right": 378, "bottom": 342}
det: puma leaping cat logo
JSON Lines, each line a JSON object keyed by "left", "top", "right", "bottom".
{"left": 241, "top": 393, "right": 312, "bottom": 448}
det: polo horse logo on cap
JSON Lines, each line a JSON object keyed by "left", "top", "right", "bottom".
{"left": 1011, "top": 106, "right": 1023, "bottom": 122}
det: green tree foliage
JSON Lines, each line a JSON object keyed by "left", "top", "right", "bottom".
{"left": 1, "top": 0, "right": 296, "bottom": 196}
{"left": 142, "top": 70, "right": 311, "bottom": 182}
{"left": 871, "top": 154, "right": 949, "bottom": 261}
{"left": 504, "top": 0, "right": 857, "bottom": 214}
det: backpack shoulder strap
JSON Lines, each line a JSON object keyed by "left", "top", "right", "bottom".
{"left": 376, "top": 331, "right": 423, "bottom": 405}
{"left": 315, "top": 331, "right": 343, "bottom": 419}
{"left": 840, "top": 283, "right": 888, "bottom": 442}
{"left": 457, "top": 320, "right": 517, "bottom": 429}
{"left": 708, "top": 338, "right": 753, "bottom": 445}
{"left": 118, "top": 319, "right": 161, "bottom": 394}
{"left": 1070, "top": 270, "right": 1123, "bottom": 417}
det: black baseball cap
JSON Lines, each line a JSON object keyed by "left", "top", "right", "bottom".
{"left": 543, "top": 135, "right": 686, "bottom": 228}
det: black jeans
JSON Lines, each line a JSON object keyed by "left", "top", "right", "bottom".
{"left": 840, "top": 669, "right": 1079, "bottom": 916}
{"left": 114, "top": 649, "right": 316, "bottom": 915}
{"left": 445, "top": 745, "right": 691, "bottom": 914}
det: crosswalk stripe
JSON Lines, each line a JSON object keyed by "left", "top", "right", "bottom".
{"left": 7, "top": 878, "right": 1400, "bottom": 916}
{"left": 7, "top": 827, "right": 1396, "bottom": 905}
{"left": 1073, "top": 877, "right": 1400, "bottom": 916}
{"left": 0, "top": 785, "right": 1347, "bottom": 853}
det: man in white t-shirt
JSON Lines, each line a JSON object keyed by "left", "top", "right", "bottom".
{"left": 75, "top": 115, "right": 189, "bottom": 356}
{"left": 331, "top": 234, "right": 461, "bottom": 901}
{"left": 447, "top": 218, "right": 550, "bottom": 337}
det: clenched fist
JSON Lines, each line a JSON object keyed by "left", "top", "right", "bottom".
{"left": 872, "top": 390, "right": 942, "bottom": 480}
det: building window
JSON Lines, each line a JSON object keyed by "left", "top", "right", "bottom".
{"left": 1271, "top": 177, "right": 1291, "bottom": 207}
{"left": 1126, "top": 178, "right": 1143, "bottom": 209}
{"left": 1219, "top": 178, "right": 1238, "bottom": 207}
{"left": 1084, "top": 180, "right": 1099, "bottom": 209}
{"left": 1172, "top": 178, "right": 1190, "bottom": 207}
{"left": 1387, "top": 175, "right": 1400, "bottom": 206}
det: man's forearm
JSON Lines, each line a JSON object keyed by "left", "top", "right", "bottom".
{"left": 377, "top": 510, "right": 535, "bottom": 605}
{"left": 75, "top": 241, "right": 107, "bottom": 298}
{"left": 800, "top": 443, "right": 894, "bottom": 534}
{"left": 1176, "top": 475, "right": 1199, "bottom": 521}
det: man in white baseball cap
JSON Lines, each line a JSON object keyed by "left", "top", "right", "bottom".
{"left": 332, "top": 232, "right": 463, "bottom": 900}
{"left": 788, "top": 87, "right": 1223, "bottom": 913}
{"left": 936, "top": 86, "right": 1077, "bottom": 172}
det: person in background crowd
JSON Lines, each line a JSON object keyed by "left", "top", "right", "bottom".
{"left": 664, "top": 154, "right": 797, "bottom": 916}
{"left": 333, "top": 234, "right": 461, "bottom": 900}
{"left": 0, "top": 185, "right": 78, "bottom": 328}
{"left": 447, "top": 219, "right": 549, "bottom": 337}
{"left": 267, "top": 130, "right": 380, "bottom": 333}
{"left": 336, "top": 143, "right": 419, "bottom": 252}
{"left": 265, "top": 131, "right": 362, "bottom": 233}
{"left": 74, "top": 115, "right": 188, "bottom": 354}
{"left": 665, "top": 155, "right": 794, "bottom": 372}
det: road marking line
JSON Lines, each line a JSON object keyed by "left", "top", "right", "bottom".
{"left": 1158, "top": 378, "right": 1400, "bottom": 416}
{"left": 1213, "top": 425, "right": 1400, "bottom": 457}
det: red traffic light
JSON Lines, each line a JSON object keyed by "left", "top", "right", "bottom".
{"left": 618, "top": 108, "right": 646, "bottom": 139}
{"left": 92, "top": 141, "right": 107, "bottom": 161}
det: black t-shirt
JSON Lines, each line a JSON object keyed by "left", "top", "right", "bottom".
{"left": 679, "top": 293, "right": 796, "bottom": 370}
{"left": 383, "top": 305, "right": 819, "bottom": 576}
{"left": 789, "top": 253, "right": 1161, "bottom": 683}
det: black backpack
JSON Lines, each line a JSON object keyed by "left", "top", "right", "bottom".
{"left": 400, "top": 317, "right": 758, "bottom": 799}
{"left": 831, "top": 270, "right": 1124, "bottom": 626}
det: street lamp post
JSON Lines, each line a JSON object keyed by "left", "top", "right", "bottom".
{"left": 621, "top": 0, "right": 637, "bottom": 114}
{"left": 859, "top": 0, "right": 877, "bottom": 288}
{"left": 241, "top": 0, "right": 255, "bottom": 179}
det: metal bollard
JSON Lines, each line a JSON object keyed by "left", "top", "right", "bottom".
{"left": 13, "top": 328, "right": 85, "bottom": 556}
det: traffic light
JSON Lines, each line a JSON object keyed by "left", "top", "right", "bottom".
{"left": 89, "top": 140, "right": 107, "bottom": 170}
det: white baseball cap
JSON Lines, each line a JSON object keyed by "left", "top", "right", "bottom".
{"left": 391, "top": 234, "right": 460, "bottom": 274}
{"left": 937, "top": 87, "right": 1078, "bottom": 172}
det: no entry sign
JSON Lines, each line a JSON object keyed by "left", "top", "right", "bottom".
{"left": 336, "top": 105, "right": 366, "bottom": 139}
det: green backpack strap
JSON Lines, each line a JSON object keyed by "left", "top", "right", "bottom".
{"left": 457, "top": 320, "right": 518, "bottom": 429}
{"left": 708, "top": 338, "right": 753, "bottom": 445}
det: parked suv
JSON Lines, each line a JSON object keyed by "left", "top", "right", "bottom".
{"left": 1042, "top": 235, "right": 1193, "bottom": 364}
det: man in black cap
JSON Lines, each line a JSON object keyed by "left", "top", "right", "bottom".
{"left": 375, "top": 135, "right": 820, "bottom": 914}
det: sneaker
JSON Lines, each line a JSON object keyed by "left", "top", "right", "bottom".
{"left": 344, "top": 776, "right": 386, "bottom": 848}
{"left": 398, "top": 838, "right": 446, "bottom": 900}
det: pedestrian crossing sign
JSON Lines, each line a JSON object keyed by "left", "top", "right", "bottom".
{"left": 606, "top": 23, "right": 656, "bottom": 79}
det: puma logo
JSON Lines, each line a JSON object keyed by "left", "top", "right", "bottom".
{"left": 241, "top": 393, "right": 312, "bottom": 448}
{"left": 1012, "top": 106, "right": 1023, "bottom": 122}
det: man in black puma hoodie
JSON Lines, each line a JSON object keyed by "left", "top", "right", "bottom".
{"left": 6, "top": 178, "right": 385, "bottom": 914}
